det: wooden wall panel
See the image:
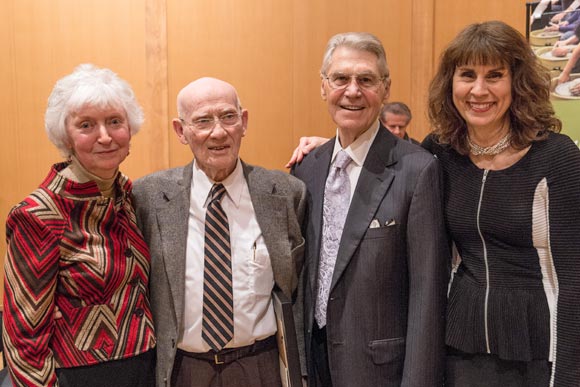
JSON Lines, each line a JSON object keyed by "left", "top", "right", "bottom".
{"left": 0, "top": 0, "right": 166, "bottom": 277}
{"left": 166, "top": 0, "right": 295, "bottom": 170}
{"left": 0, "top": 0, "right": 533, "bottom": 303}
{"left": 291, "top": 0, "right": 415, "bottom": 142}
{"left": 433, "top": 1, "right": 529, "bottom": 69}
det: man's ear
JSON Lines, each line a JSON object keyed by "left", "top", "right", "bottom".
{"left": 382, "top": 82, "right": 391, "bottom": 104}
{"left": 241, "top": 109, "right": 248, "bottom": 137}
{"left": 172, "top": 119, "right": 189, "bottom": 145}
{"left": 321, "top": 79, "right": 327, "bottom": 101}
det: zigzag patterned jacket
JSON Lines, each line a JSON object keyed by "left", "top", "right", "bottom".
{"left": 3, "top": 162, "right": 156, "bottom": 387}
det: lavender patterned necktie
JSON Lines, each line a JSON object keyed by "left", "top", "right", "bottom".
{"left": 315, "top": 149, "right": 352, "bottom": 328}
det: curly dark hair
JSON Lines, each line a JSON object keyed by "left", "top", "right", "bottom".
{"left": 427, "top": 20, "right": 561, "bottom": 155}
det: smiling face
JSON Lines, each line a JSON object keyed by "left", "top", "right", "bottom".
{"left": 452, "top": 63, "right": 512, "bottom": 136}
{"left": 66, "top": 104, "right": 131, "bottom": 179}
{"left": 173, "top": 78, "right": 247, "bottom": 182}
{"left": 321, "top": 46, "right": 390, "bottom": 145}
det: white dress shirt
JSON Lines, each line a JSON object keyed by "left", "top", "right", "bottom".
{"left": 331, "top": 120, "right": 381, "bottom": 202}
{"left": 178, "top": 159, "right": 277, "bottom": 353}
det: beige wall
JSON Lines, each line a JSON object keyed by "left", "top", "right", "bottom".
{"left": 0, "top": 0, "right": 527, "bottom": 299}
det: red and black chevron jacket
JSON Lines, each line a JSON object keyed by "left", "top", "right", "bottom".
{"left": 3, "top": 162, "right": 156, "bottom": 387}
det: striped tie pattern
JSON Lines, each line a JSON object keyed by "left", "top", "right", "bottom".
{"left": 202, "top": 183, "right": 234, "bottom": 350}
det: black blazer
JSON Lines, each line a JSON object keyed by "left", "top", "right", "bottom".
{"left": 293, "top": 126, "right": 450, "bottom": 387}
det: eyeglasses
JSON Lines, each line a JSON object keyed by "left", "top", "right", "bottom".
{"left": 180, "top": 111, "right": 241, "bottom": 132}
{"left": 324, "top": 72, "right": 386, "bottom": 90}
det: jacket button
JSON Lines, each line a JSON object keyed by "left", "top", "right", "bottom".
{"left": 129, "top": 278, "right": 140, "bottom": 286}
{"left": 134, "top": 308, "right": 144, "bottom": 317}
{"left": 125, "top": 248, "right": 133, "bottom": 258}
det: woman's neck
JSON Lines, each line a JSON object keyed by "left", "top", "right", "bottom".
{"left": 60, "top": 156, "right": 118, "bottom": 198}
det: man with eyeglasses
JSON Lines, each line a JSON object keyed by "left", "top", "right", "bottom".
{"left": 133, "top": 77, "right": 307, "bottom": 387}
{"left": 290, "top": 32, "right": 449, "bottom": 387}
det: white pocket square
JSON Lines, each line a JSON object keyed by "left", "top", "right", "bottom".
{"left": 369, "top": 219, "right": 381, "bottom": 228}
{"left": 385, "top": 219, "right": 396, "bottom": 227}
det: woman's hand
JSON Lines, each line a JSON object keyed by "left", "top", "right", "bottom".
{"left": 551, "top": 12, "right": 565, "bottom": 24}
{"left": 285, "top": 136, "right": 329, "bottom": 168}
{"left": 552, "top": 46, "right": 570, "bottom": 57}
{"left": 558, "top": 73, "right": 571, "bottom": 85}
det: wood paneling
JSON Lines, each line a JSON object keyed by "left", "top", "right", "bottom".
{"left": 0, "top": 0, "right": 530, "bottom": 302}
{"left": 166, "top": 0, "right": 295, "bottom": 169}
{"left": 291, "top": 0, "right": 415, "bottom": 141}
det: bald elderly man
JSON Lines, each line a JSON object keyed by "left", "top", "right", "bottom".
{"left": 133, "top": 78, "right": 306, "bottom": 387}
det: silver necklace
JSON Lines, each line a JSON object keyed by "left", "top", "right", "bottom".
{"left": 467, "top": 132, "right": 511, "bottom": 156}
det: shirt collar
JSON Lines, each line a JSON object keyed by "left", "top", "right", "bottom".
{"left": 331, "top": 120, "right": 380, "bottom": 166}
{"left": 193, "top": 158, "right": 245, "bottom": 208}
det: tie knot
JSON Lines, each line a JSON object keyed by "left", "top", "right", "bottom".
{"left": 210, "top": 183, "right": 227, "bottom": 203}
{"left": 333, "top": 150, "right": 352, "bottom": 170}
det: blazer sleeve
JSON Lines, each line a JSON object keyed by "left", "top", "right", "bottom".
{"left": 3, "top": 204, "right": 60, "bottom": 387}
{"left": 402, "top": 155, "right": 450, "bottom": 387}
{"left": 547, "top": 136, "right": 580, "bottom": 385}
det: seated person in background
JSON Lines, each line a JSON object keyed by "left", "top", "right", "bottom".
{"left": 380, "top": 101, "right": 420, "bottom": 144}
{"left": 550, "top": 0, "right": 580, "bottom": 24}
{"left": 558, "top": 42, "right": 580, "bottom": 95}
{"left": 551, "top": 21, "right": 579, "bottom": 56}
{"left": 545, "top": 9, "right": 580, "bottom": 39}
{"left": 531, "top": 0, "right": 561, "bottom": 28}
{"left": 555, "top": 21, "right": 580, "bottom": 94}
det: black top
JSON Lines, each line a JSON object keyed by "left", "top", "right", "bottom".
{"left": 423, "top": 132, "right": 580, "bottom": 386}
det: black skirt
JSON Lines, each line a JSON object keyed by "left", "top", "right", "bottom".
{"left": 56, "top": 349, "right": 155, "bottom": 387}
{"left": 445, "top": 346, "right": 551, "bottom": 387}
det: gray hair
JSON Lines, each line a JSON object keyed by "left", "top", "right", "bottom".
{"left": 381, "top": 102, "right": 412, "bottom": 121}
{"left": 320, "top": 32, "right": 390, "bottom": 83}
{"left": 45, "top": 64, "right": 144, "bottom": 158}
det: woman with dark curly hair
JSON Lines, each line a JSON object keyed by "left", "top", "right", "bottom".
{"left": 423, "top": 20, "right": 580, "bottom": 386}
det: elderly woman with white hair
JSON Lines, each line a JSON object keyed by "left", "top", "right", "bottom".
{"left": 3, "top": 64, "right": 156, "bottom": 387}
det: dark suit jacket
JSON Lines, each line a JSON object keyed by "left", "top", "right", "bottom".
{"left": 133, "top": 161, "right": 306, "bottom": 387}
{"left": 293, "top": 127, "right": 449, "bottom": 387}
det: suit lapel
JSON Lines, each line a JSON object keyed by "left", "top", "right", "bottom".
{"left": 156, "top": 163, "right": 192, "bottom": 323}
{"left": 305, "top": 142, "right": 334, "bottom": 294}
{"left": 330, "top": 128, "right": 397, "bottom": 291}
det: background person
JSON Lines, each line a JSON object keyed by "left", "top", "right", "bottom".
{"left": 556, "top": 23, "right": 580, "bottom": 95}
{"left": 133, "top": 77, "right": 306, "bottom": 387}
{"left": 291, "top": 32, "right": 449, "bottom": 387}
{"left": 3, "top": 64, "right": 156, "bottom": 387}
{"left": 379, "top": 101, "right": 419, "bottom": 144}
{"left": 424, "top": 20, "right": 580, "bottom": 386}
{"left": 549, "top": 0, "right": 580, "bottom": 24}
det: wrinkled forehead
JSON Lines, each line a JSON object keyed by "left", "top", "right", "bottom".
{"left": 186, "top": 91, "right": 240, "bottom": 117}
{"left": 327, "top": 46, "right": 381, "bottom": 73}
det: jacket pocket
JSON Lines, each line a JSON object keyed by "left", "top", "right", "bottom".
{"left": 369, "top": 337, "right": 406, "bottom": 365}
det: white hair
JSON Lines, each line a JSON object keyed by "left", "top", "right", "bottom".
{"left": 45, "top": 64, "right": 144, "bottom": 157}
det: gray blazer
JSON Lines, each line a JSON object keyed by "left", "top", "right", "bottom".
{"left": 133, "top": 161, "right": 306, "bottom": 387}
{"left": 292, "top": 126, "right": 450, "bottom": 387}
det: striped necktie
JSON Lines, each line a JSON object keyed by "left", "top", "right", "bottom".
{"left": 202, "top": 183, "right": 234, "bottom": 350}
